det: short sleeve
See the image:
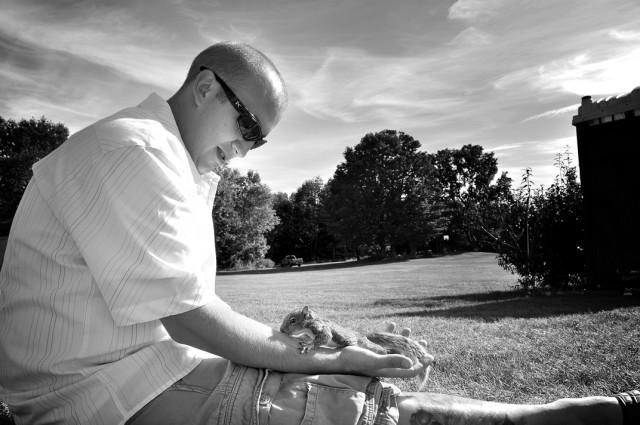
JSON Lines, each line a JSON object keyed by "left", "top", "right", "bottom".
{"left": 34, "top": 143, "right": 216, "bottom": 326}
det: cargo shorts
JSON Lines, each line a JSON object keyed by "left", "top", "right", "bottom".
{"left": 126, "top": 357, "right": 402, "bottom": 425}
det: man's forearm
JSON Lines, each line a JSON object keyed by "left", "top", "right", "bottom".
{"left": 160, "top": 296, "right": 422, "bottom": 378}
{"left": 161, "top": 297, "right": 344, "bottom": 373}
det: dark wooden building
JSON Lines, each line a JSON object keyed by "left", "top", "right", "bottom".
{"left": 572, "top": 87, "right": 640, "bottom": 290}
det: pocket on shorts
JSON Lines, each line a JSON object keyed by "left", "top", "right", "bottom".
{"left": 300, "top": 383, "right": 366, "bottom": 425}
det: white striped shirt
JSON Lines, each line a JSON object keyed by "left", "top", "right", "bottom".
{"left": 0, "top": 93, "right": 219, "bottom": 424}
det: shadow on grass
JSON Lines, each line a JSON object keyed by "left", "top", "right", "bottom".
{"left": 374, "top": 290, "right": 640, "bottom": 321}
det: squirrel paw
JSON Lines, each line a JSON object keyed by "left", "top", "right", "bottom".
{"left": 384, "top": 322, "right": 411, "bottom": 337}
{"left": 298, "top": 341, "right": 314, "bottom": 354}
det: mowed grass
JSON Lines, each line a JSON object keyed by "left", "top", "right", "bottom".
{"left": 216, "top": 252, "right": 640, "bottom": 405}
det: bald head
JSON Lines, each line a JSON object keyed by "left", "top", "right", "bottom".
{"left": 179, "top": 42, "right": 288, "bottom": 127}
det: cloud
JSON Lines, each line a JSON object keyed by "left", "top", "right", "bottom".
{"left": 490, "top": 143, "right": 524, "bottom": 152}
{"left": 295, "top": 47, "right": 466, "bottom": 125}
{"left": 493, "top": 44, "right": 640, "bottom": 99}
{"left": 0, "top": 0, "right": 197, "bottom": 91}
{"left": 448, "top": 0, "right": 508, "bottom": 22}
{"left": 609, "top": 29, "right": 640, "bottom": 41}
{"left": 538, "top": 49, "right": 640, "bottom": 96}
{"left": 523, "top": 104, "right": 580, "bottom": 122}
{"left": 449, "top": 27, "right": 492, "bottom": 47}
{"left": 0, "top": 30, "right": 42, "bottom": 70}
{"left": 495, "top": 136, "right": 578, "bottom": 185}
{"left": 0, "top": 28, "right": 159, "bottom": 131}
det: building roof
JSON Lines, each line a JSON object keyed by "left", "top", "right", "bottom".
{"left": 572, "top": 86, "right": 640, "bottom": 125}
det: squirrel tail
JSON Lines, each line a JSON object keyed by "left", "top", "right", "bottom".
{"left": 414, "top": 351, "right": 435, "bottom": 391}
{"left": 415, "top": 364, "right": 431, "bottom": 391}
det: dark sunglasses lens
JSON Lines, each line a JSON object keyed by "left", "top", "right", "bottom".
{"left": 250, "top": 138, "right": 267, "bottom": 150}
{"left": 237, "top": 114, "right": 262, "bottom": 140}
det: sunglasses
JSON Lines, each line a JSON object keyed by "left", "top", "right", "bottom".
{"left": 200, "top": 66, "right": 267, "bottom": 150}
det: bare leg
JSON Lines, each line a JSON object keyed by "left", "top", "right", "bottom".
{"left": 397, "top": 392, "right": 623, "bottom": 425}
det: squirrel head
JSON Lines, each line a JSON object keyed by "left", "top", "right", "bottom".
{"left": 280, "top": 305, "right": 314, "bottom": 334}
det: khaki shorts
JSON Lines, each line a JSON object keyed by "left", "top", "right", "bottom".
{"left": 127, "top": 357, "right": 401, "bottom": 425}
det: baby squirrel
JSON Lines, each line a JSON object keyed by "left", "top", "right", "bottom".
{"left": 280, "top": 305, "right": 433, "bottom": 390}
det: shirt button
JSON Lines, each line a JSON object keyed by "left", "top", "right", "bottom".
{"left": 259, "top": 394, "right": 271, "bottom": 405}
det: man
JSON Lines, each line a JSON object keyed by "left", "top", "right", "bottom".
{"left": 0, "top": 42, "right": 636, "bottom": 425}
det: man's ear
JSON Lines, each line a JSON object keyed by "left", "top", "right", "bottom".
{"left": 191, "top": 69, "right": 219, "bottom": 107}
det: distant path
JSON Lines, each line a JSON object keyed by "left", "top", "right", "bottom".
{"left": 218, "top": 252, "right": 480, "bottom": 276}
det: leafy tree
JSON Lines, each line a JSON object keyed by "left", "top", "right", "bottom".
{"left": 456, "top": 171, "right": 514, "bottom": 251}
{"left": 212, "top": 168, "right": 279, "bottom": 269}
{"left": 290, "top": 177, "right": 327, "bottom": 261}
{"left": 0, "top": 116, "right": 69, "bottom": 227}
{"left": 266, "top": 192, "right": 295, "bottom": 262}
{"left": 535, "top": 155, "right": 585, "bottom": 287}
{"left": 267, "top": 177, "right": 333, "bottom": 263}
{"left": 321, "top": 174, "right": 370, "bottom": 260}
{"left": 323, "top": 130, "right": 444, "bottom": 258}
{"left": 494, "top": 168, "right": 544, "bottom": 286}
{"left": 0, "top": 116, "right": 69, "bottom": 157}
{"left": 495, "top": 149, "right": 585, "bottom": 289}
{"left": 430, "top": 144, "right": 504, "bottom": 250}
{"left": 431, "top": 144, "right": 498, "bottom": 201}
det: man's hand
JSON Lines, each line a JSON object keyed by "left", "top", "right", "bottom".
{"left": 336, "top": 345, "right": 425, "bottom": 378}
{"left": 161, "top": 298, "right": 434, "bottom": 379}
{"left": 384, "top": 322, "right": 435, "bottom": 378}
{"left": 325, "top": 322, "right": 435, "bottom": 379}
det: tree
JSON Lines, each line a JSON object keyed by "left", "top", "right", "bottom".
{"left": 430, "top": 144, "right": 503, "bottom": 250}
{"left": 494, "top": 168, "right": 545, "bottom": 287}
{"left": 0, "top": 116, "right": 69, "bottom": 227}
{"left": 212, "top": 168, "right": 279, "bottom": 269}
{"left": 266, "top": 192, "right": 294, "bottom": 262}
{"left": 323, "top": 130, "right": 444, "bottom": 258}
{"left": 267, "top": 177, "right": 333, "bottom": 263}
{"left": 290, "top": 177, "right": 327, "bottom": 261}
{"left": 495, "top": 149, "right": 586, "bottom": 289}
{"left": 535, "top": 155, "right": 585, "bottom": 287}
{"left": 453, "top": 171, "right": 515, "bottom": 252}
{"left": 431, "top": 144, "right": 498, "bottom": 201}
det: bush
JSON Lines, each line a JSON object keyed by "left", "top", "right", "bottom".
{"left": 256, "top": 258, "right": 275, "bottom": 269}
{"left": 496, "top": 161, "right": 585, "bottom": 290}
{"left": 0, "top": 152, "right": 39, "bottom": 222}
{"left": 0, "top": 116, "right": 68, "bottom": 222}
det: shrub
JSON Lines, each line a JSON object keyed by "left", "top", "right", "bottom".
{"left": 0, "top": 116, "right": 68, "bottom": 225}
{"left": 495, "top": 159, "right": 585, "bottom": 290}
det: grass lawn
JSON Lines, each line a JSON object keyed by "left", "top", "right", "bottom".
{"left": 216, "top": 252, "right": 640, "bottom": 405}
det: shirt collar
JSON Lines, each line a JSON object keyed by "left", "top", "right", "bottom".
{"left": 138, "top": 92, "right": 220, "bottom": 186}
{"left": 138, "top": 93, "right": 221, "bottom": 207}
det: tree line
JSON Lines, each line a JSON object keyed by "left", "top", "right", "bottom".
{"left": 266, "top": 130, "right": 512, "bottom": 262}
{"left": 0, "top": 117, "right": 585, "bottom": 289}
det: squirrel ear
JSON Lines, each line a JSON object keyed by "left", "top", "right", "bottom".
{"left": 302, "top": 305, "right": 311, "bottom": 318}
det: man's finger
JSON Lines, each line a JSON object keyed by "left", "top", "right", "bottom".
{"left": 385, "top": 354, "right": 413, "bottom": 370}
{"left": 375, "top": 360, "right": 425, "bottom": 378}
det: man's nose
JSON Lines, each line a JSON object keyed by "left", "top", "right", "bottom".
{"left": 232, "top": 139, "right": 253, "bottom": 159}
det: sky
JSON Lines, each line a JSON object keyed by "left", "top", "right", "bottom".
{"left": 1, "top": 0, "right": 639, "bottom": 194}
